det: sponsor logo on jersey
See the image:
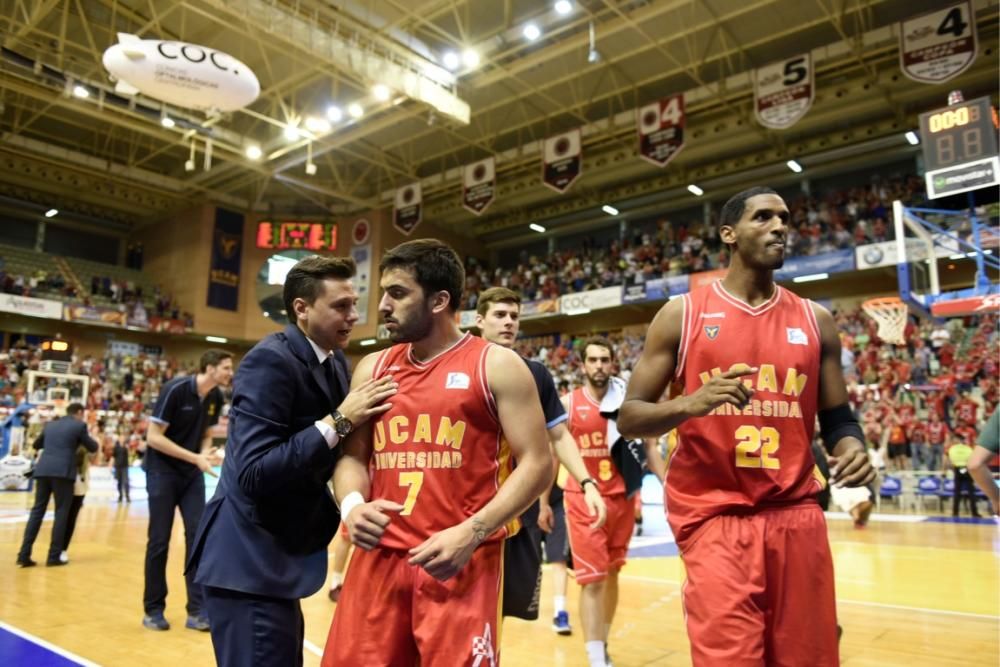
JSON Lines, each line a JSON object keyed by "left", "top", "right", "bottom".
{"left": 700, "top": 312, "right": 726, "bottom": 319}
{"left": 471, "top": 622, "right": 496, "bottom": 666}
{"left": 704, "top": 325, "right": 720, "bottom": 340}
{"left": 786, "top": 327, "right": 808, "bottom": 345}
{"left": 445, "top": 371, "right": 470, "bottom": 389}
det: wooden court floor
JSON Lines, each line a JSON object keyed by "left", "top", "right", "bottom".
{"left": 1, "top": 492, "right": 997, "bottom": 667}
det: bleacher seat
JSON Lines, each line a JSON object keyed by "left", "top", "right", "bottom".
{"left": 879, "top": 475, "right": 903, "bottom": 507}
{"left": 915, "top": 476, "right": 943, "bottom": 512}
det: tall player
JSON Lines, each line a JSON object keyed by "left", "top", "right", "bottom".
{"left": 474, "top": 287, "right": 607, "bottom": 628}
{"left": 565, "top": 337, "right": 664, "bottom": 667}
{"left": 619, "top": 187, "right": 875, "bottom": 666}
{"left": 322, "top": 240, "right": 551, "bottom": 666}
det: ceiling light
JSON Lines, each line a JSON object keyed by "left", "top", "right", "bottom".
{"left": 326, "top": 106, "right": 343, "bottom": 122}
{"left": 72, "top": 85, "right": 90, "bottom": 99}
{"left": 245, "top": 145, "right": 262, "bottom": 160}
{"left": 360, "top": 338, "right": 377, "bottom": 346}
{"left": 348, "top": 103, "right": 364, "bottom": 119}
{"left": 687, "top": 184, "right": 704, "bottom": 196}
{"left": 305, "top": 162, "right": 317, "bottom": 176}
{"left": 305, "top": 116, "right": 331, "bottom": 134}
{"left": 160, "top": 116, "right": 175, "bottom": 128}
{"left": 462, "top": 49, "right": 480, "bottom": 68}
{"left": 792, "top": 273, "right": 829, "bottom": 283}
{"left": 283, "top": 124, "right": 300, "bottom": 141}
{"left": 373, "top": 84, "right": 391, "bottom": 102}
{"left": 786, "top": 159, "right": 802, "bottom": 173}
{"left": 555, "top": 0, "right": 573, "bottom": 15}
{"left": 905, "top": 131, "right": 919, "bottom": 145}
{"left": 529, "top": 223, "right": 546, "bottom": 233}
{"left": 44, "top": 209, "right": 58, "bottom": 218}
{"left": 205, "top": 336, "right": 228, "bottom": 343}
{"left": 523, "top": 23, "right": 541, "bottom": 41}
{"left": 601, "top": 205, "right": 619, "bottom": 216}
{"left": 442, "top": 51, "right": 460, "bottom": 70}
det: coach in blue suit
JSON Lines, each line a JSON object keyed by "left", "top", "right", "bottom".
{"left": 17, "top": 402, "right": 98, "bottom": 567}
{"left": 187, "top": 255, "right": 396, "bottom": 667}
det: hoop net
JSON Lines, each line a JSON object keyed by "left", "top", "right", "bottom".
{"left": 862, "top": 297, "right": 908, "bottom": 345}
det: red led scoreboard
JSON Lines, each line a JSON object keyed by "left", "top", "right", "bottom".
{"left": 256, "top": 221, "right": 338, "bottom": 251}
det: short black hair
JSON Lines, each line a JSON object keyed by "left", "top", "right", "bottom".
{"left": 67, "top": 402, "right": 84, "bottom": 416}
{"left": 199, "top": 349, "right": 232, "bottom": 372}
{"left": 282, "top": 255, "right": 357, "bottom": 320}
{"left": 379, "top": 239, "right": 465, "bottom": 313}
{"left": 719, "top": 186, "right": 778, "bottom": 230}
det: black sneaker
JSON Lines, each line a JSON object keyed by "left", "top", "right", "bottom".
{"left": 16, "top": 557, "right": 37, "bottom": 568}
{"left": 143, "top": 614, "right": 170, "bottom": 631}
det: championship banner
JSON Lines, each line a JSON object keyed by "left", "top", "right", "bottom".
{"left": 542, "top": 129, "right": 582, "bottom": 193}
{"left": 638, "top": 95, "right": 685, "bottom": 167}
{"left": 463, "top": 157, "right": 496, "bottom": 216}
{"left": 0, "top": 293, "right": 63, "bottom": 320}
{"left": 207, "top": 208, "right": 243, "bottom": 311}
{"left": 900, "top": 2, "right": 977, "bottom": 83}
{"left": 393, "top": 182, "right": 422, "bottom": 235}
{"left": 754, "top": 54, "right": 813, "bottom": 130}
{"left": 351, "top": 245, "right": 372, "bottom": 326}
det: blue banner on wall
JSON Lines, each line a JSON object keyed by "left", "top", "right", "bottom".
{"left": 645, "top": 275, "right": 690, "bottom": 301}
{"left": 207, "top": 208, "right": 244, "bottom": 311}
{"left": 774, "top": 249, "right": 854, "bottom": 282}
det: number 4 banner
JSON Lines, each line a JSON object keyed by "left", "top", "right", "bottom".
{"left": 638, "top": 94, "right": 685, "bottom": 167}
{"left": 900, "top": 1, "right": 977, "bottom": 84}
{"left": 754, "top": 54, "right": 813, "bottom": 130}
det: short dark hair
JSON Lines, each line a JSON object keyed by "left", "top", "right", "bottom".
{"left": 199, "top": 349, "right": 232, "bottom": 372}
{"left": 579, "top": 336, "right": 615, "bottom": 361}
{"left": 379, "top": 239, "right": 465, "bottom": 313}
{"left": 719, "top": 186, "right": 778, "bottom": 230}
{"left": 283, "top": 255, "right": 357, "bottom": 320}
{"left": 67, "top": 402, "right": 84, "bottom": 416}
{"left": 477, "top": 287, "right": 521, "bottom": 316}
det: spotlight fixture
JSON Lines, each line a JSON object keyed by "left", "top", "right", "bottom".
{"left": 462, "top": 49, "right": 480, "bottom": 68}
{"left": 245, "top": 145, "right": 263, "bottom": 160}
{"left": 905, "top": 131, "right": 919, "bottom": 145}
{"left": 555, "top": 0, "right": 573, "bottom": 15}
{"left": 44, "top": 209, "right": 58, "bottom": 218}
{"left": 786, "top": 159, "right": 803, "bottom": 173}
{"left": 305, "top": 162, "right": 317, "bottom": 176}
{"left": 687, "top": 184, "right": 704, "bottom": 196}
{"left": 205, "top": 336, "right": 228, "bottom": 343}
{"left": 373, "top": 84, "right": 391, "bottom": 102}
{"left": 72, "top": 85, "right": 90, "bottom": 99}
{"left": 601, "top": 205, "right": 619, "bottom": 216}
{"left": 442, "top": 51, "right": 460, "bottom": 70}
{"left": 348, "top": 103, "right": 364, "bottom": 119}
{"left": 305, "top": 116, "right": 331, "bottom": 134}
{"left": 523, "top": 23, "right": 541, "bottom": 41}
{"left": 161, "top": 116, "right": 175, "bottom": 128}
{"left": 529, "top": 223, "right": 546, "bottom": 233}
{"left": 326, "top": 106, "right": 343, "bottom": 122}
{"left": 283, "top": 124, "right": 301, "bottom": 141}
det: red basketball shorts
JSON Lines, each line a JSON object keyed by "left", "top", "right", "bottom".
{"left": 322, "top": 540, "right": 504, "bottom": 666}
{"left": 565, "top": 491, "right": 635, "bottom": 585}
{"left": 679, "top": 503, "right": 838, "bottom": 667}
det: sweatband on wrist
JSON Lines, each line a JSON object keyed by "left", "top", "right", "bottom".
{"left": 339, "top": 491, "right": 364, "bottom": 520}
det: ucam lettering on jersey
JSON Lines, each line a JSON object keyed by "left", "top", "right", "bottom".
{"left": 698, "top": 363, "right": 809, "bottom": 419}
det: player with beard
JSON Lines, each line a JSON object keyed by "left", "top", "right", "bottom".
{"left": 619, "top": 187, "right": 875, "bottom": 667}
{"left": 322, "top": 239, "right": 551, "bottom": 666}
{"left": 564, "top": 337, "right": 664, "bottom": 667}
{"left": 475, "top": 287, "right": 606, "bottom": 629}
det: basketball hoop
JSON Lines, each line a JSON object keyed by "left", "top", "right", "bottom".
{"left": 862, "top": 297, "right": 909, "bottom": 345}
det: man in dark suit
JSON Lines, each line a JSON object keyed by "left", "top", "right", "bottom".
{"left": 187, "top": 255, "right": 396, "bottom": 667}
{"left": 16, "top": 402, "right": 99, "bottom": 567}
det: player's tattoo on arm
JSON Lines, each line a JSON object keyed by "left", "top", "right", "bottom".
{"left": 470, "top": 517, "right": 488, "bottom": 545}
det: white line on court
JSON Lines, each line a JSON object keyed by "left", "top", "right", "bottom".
{"left": 304, "top": 638, "right": 324, "bottom": 657}
{"left": 0, "top": 621, "right": 101, "bottom": 667}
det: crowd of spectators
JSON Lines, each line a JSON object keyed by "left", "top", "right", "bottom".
{"left": 0, "top": 264, "right": 79, "bottom": 300}
{"left": 460, "top": 175, "right": 951, "bottom": 310}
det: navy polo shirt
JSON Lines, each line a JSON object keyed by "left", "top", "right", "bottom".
{"left": 147, "top": 375, "right": 224, "bottom": 474}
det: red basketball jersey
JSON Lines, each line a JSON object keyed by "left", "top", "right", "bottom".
{"left": 667, "top": 281, "right": 825, "bottom": 545}
{"left": 368, "top": 333, "right": 513, "bottom": 550}
{"left": 566, "top": 387, "right": 625, "bottom": 496}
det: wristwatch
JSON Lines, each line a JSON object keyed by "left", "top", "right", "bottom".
{"left": 331, "top": 410, "right": 354, "bottom": 437}
{"left": 580, "top": 477, "right": 598, "bottom": 491}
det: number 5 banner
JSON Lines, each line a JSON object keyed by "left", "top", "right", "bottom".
{"left": 900, "top": 1, "right": 977, "bottom": 84}
{"left": 754, "top": 54, "right": 813, "bottom": 130}
{"left": 638, "top": 94, "right": 685, "bottom": 167}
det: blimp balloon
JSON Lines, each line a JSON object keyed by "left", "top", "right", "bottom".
{"left": 102, "top": 33, "right": 260, "bottom": 112}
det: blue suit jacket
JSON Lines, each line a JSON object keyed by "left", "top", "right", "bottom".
{"left": 32, "top": 417, "right": 99, "bottom": 480}
{"left": 187, "top": 324, "right": 348, "bottom": 599}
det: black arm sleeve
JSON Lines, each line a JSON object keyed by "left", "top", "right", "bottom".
{"left": 818, "top": 403, "right": 865, "bottom": 455}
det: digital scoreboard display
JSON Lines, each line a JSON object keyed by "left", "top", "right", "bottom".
{"left": 256, "top": 221, "right": 338, "bottom": 251}
{"left": 919, "top": 96, "right": 1000, "bottom": 198}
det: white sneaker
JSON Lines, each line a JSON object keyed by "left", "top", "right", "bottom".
{"left": 59, "top": 551, "right": 68, "bottom": 564}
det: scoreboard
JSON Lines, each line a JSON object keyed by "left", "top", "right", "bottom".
{"left": 919, "top": 96, "right": 1000, "bottom": 198}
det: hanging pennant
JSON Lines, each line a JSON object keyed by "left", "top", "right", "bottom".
{"left": 542, "top": 129, "right": 582, "bottom": 193}
{"left": 638, "top": 94, "right": 685, "bottom": 167}
{"left": 462, "top": 157, "right": 496, "bottom": 216}
{"left": 900, "top": 2, "right": 977, "bottom": 83}
{"left": 754, "top": 54, "right": 814, "bottom": 130}
{"left": 393, "top": 182, "right": 422, "bottom": 236}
